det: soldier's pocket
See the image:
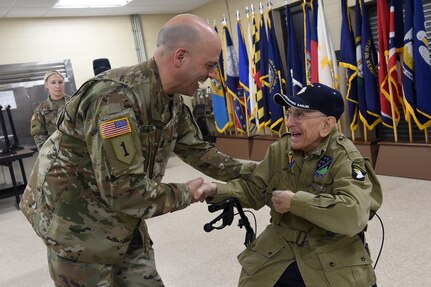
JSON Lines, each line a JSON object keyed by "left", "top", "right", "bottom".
{"left": 237, "top": 229, "right": 287, "bottom": 276}
{"left": 316, "top": 236, "right": 376, "bottom": 286}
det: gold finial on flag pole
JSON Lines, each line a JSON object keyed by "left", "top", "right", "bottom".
{"left": 236, "top": 10, "right": 240, "bottom": 21}
{"left": 259, "top": 2, "right": 264, "bottom": 14}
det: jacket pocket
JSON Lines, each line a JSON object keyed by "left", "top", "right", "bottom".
{"left": 237, "top": 229, "right": 285, "bottom": 276}
{"left": 317, "top": 236, "right": 376, "bottom": 286}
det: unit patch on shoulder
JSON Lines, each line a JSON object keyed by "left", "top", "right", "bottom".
{"left": 100, "top": 117, "right": 132, "bottom": 139}
{"left": 352, "top": 162, "right": 366, "bottom": 181}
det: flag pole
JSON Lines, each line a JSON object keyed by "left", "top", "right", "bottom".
{"left": 221, "top": 17, "right": 235, "bottom": 136}
{"left": 425, "top": 128, "right": 429, "bottom": 144}
{"left": 363, "top": 122, "right": 368, "bottom": 142}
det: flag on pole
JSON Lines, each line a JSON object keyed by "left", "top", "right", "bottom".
{"left": 339, "top": 0, "right": 359, "bottom": 132}
{"left": 303, "top": 1, "right": 312, "bottom": 85}
{"left": 310, "top": 0, "right": 319, "bottom": 83}
{"left": 377, "top": 0, "right": 397, "bottom": 128}
{"left": 222, "top": 25, "right": 246, "bottom": 132}
{"left": 403, "top": 0, "right": 431, "bottom": 129}
{"left": 265, "top": 9, "right": 284, "bottom": 134}
{"left": 357, "top": 0, "right": 381, "bottom": 130}
{"left": 285, "top": 5, "right": 304, "bottom": 97}
{"left": 211, "top": 26, "right": 230, "bottom": 133}
{"left": 247, "top": 12, "right": 258, "bottom": 128}
{"left": 237, "top": 19, "right": 251, "bottom": 133}
{"left": 316, "top": 0, "right": 339, "bottom": 89}
{"left": 256, "top": 11, "right": 270, "bottom": 130}
{"left": 388, "top": 0, "right": 404, "bottom": 123}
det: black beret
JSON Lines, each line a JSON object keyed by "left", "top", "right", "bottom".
{"left": 273, "top": 83, "right": 344, "bottom": 120}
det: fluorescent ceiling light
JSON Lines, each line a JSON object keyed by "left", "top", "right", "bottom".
{"left": 54, "top": 0, "right": 133, "bottom": 9}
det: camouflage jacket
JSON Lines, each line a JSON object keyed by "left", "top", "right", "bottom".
{"left": 20, "top": 57, "right": 254, "bottom": 264}
{"left": 30, "top": 96, "right": 68, "bottom": 150}
{"left": 212, "top": 130, "right": 383, "bottom": 287}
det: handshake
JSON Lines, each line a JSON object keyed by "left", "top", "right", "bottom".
{"left": 185, "top": 178, "right": 296, "bottom": 213}
{"left": 186, "top": 177, "right": 217, "bottom": 203}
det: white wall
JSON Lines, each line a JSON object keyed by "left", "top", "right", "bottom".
{"left": 0, "top": 16, "right": 139, "bottom": 87}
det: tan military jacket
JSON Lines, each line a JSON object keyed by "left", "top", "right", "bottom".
{"left": 30, "top": 96, "right": 67, "bottom": 149}
{"left": 20, "top": 58, "right": 253, "bottom": 264}
{"left": 214, "top": 130, "right": 383, "bottom": 287}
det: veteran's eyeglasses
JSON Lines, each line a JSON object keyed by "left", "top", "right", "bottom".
{"left": 285, "top": 108, "right": 326, "bottom": 123}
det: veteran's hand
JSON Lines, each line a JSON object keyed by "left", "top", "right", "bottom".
{"left": 186, "top": 177, "right": 205, "bottom": 203}
{"left": 196, "top": 182, "right": 217, "bottom": 200}
{"left": 271, "top": 190, "right": 295, "bottom": 213}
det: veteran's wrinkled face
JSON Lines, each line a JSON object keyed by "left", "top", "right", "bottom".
{"left": 285, "top": 107, "right": 331, "bottom": 155}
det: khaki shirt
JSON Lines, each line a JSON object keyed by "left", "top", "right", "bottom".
{"left": 214, "top": 130, "right": 383, "bottom": 287}
{"left": 30, "top": 96, "right": 67, "bottom": 149}
{"left": 20, "top": 58, "right": 254, "bottom": 264}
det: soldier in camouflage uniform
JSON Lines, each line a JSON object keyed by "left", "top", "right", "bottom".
{"left": 30, "top": 70, "right": 69, "bottom": 150}
{"left": 199, "top": 84, "right": 383, "bottom": 287}
{"left": 20, "top": 14, "right": 255, "bottom": 287}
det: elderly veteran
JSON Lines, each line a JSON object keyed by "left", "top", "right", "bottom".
{"left": 199, "top": 83, "right": 383, "bottom": 287}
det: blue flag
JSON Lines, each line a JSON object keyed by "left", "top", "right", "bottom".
{"left": 357, "top": 0, "right": 381, "bottom": 130}
{"left": 285, "top": 5, "right": 304, "bottom": 98}
{"left": 211, "top": 27, "right": 230, "bottom": 133}
{"left": 258, "top": 12, "right": 271, "bottom": 129}
{"left": 403, "top": 0, "right": 431, "bottom": 129}
{"left": 339, "top": 0, "right": 359, "bottom": 132}
{"left": 412, "top": 0, "right": 431, "bottom": 128}
{"left": 237, "top": 20, "right": 251, "bottom": 133}
{"left": 223, "top": 25, "right": 246, "bottom": 132}
{"left": 265, "top": 9, "right": 284, "bottom": 134}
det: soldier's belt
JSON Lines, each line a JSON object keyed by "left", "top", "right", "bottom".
{"left": 281, "top": 229, "right": 335, "bottom": 247}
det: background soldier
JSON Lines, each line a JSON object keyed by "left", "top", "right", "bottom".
{"left": 30, "top": 70, "right": 69, "bottom": 150}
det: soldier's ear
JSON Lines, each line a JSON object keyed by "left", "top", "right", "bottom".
{"left": 174, "top": 48, "right": 186, "bottom": 67}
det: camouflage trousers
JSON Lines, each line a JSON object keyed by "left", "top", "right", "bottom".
{"left": 47, "top": 232, "right": 164, "bottom": 287}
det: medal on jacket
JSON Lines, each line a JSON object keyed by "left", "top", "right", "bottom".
{"left": 314, "top": 155, "right": 332, "bottom": 178}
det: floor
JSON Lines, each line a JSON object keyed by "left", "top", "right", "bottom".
{"left": 0, "top": 154, "right": 430, "bottom": 287}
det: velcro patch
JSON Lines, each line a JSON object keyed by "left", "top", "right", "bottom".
{"left": 99, "top": 117, "right": 131, "bottom": 139}
{"left": 352, "top": 162, "right": 366, "bottom": 181}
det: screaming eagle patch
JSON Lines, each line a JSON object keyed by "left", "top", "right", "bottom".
{"left": 352, "top": 162, "right": 367, "bottom": 181}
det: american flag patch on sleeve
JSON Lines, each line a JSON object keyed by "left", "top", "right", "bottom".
{"left": 100, "top": 117, "right": 132, "bottom": 139}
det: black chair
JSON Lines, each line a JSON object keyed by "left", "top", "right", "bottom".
{"left": 93, "top": 58, "right": 111, "bottom": 75}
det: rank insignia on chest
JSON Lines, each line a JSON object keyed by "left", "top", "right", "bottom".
{"left": 100, "top": 117, "right": 132, "bottom": 139}
{"left": 314, "top": 155, "right": 332, "bottom": 178}
{"left": 352, "top": 162, "right": 366, "bottom": 181}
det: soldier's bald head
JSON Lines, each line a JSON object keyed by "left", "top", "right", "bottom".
{"left": 156, "top": 14, "right": 218, "bottom": 52}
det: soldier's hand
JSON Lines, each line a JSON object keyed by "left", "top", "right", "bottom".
{"left": 196, "top": 182, "right": 217, "bottom": 200}
{"left": 186, "top": 177, "right": 205, "bottom": 203}
{"left": 272, "top": 190, "right": 294, "bottom": 213}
